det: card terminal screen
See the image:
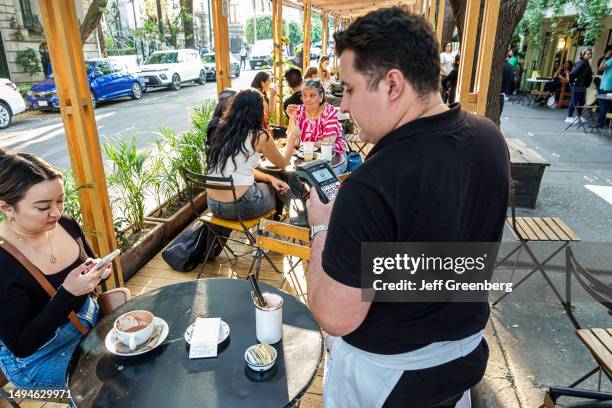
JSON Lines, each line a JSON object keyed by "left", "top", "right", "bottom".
{"left": 312, "top": 168, "right": 334, "bottom": 183}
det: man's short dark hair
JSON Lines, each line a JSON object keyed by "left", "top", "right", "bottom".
{"left": 334, "top": 6, "right": 439, "bottom": 96}
{"left": 284, "top": 67, "right": 303, "bottom": 88}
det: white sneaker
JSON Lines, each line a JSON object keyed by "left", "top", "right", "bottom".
{"left": 565, "top": 117, "right": 574, "bottom": 123}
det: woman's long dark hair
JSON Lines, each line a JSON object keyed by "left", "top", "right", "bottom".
{"left": 251, "top": 71, "right": 270, "bottom": 92}
{"left": 206, "top": 89, "right": 269, "bottom": 173}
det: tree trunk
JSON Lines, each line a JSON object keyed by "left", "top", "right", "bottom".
{"left": 441, "top": 0, "right": 456, "bottom": 46}
{"left": 80, "top": 0, "right": 108, "bottom": 45}
{"left": 181, "top": 0, "right": 195, "bottom": 49}
{"left": 448, "top": 0, "right": 465, "bottom": 40}
{"left": 156, "top": 0, "right": 165, "bottom": 40}
{"left": 484, "top": 0, "right": 528, "bottom": 125}
{"left": 97, "top": 23, "right": 106, "bottom": 57}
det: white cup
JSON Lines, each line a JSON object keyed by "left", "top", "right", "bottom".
{"left": 114, "top": 310, "right": 155, "bottom": 351}
{"left": 254, "top": 293, "right": 283, "bottom": 344}
{"left": 321, "top": 142, "right": 333, "bottom": 161}
{"left": 303, "top": 141, "right": 315, "bottom": 162}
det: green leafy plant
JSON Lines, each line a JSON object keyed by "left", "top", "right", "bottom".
{"left": 245, "top": 16, "right": 288, "bottom": 44}
{"left": 104, "top": 136, "right": 154, "bottom": 233}
{"left": 574, "top": 0, "right": 608, "bottom": 46}
{"left": 60, "top": 169, "right": 92, "bottom": 225}
{"left": 15, "top": 48, "right": 41, "bottom": 80}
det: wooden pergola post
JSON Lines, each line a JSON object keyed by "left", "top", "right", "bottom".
{"left": 38, "top": 0, "right": 123, "bottom": 287}
{"left": 211, "top": 0, "right": 232, "bottom": 94}
{"left": 456, "top": 0, "right": 501, "bottom": 115}
{"left": 322, "top": 10, "right": 329, "bottom": 57}
{"left": 435, "top": 0, "right": 446, "bottom": 44}
{"left": 272, "top": 0, "right": 284, "bottom": 122}
{"left": 303, "top": 0, "right": 312, "bottom": 74}
{"left": 415, "top": 0, "right": 423, "bottom": 15}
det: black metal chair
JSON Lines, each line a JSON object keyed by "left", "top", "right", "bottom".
{"left": 182, "top": 169, "right": 282, "bottom": 279}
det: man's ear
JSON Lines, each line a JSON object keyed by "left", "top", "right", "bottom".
{"left": 384, "top": 69, "right": 407, "bottom": 102}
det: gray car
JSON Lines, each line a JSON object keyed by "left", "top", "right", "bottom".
{"left": 202, "top": 53, "right": 240, "bottom": 81}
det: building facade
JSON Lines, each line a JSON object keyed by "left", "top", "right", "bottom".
{"left": 0, "top": 0, "right": 101, "bottom": 83}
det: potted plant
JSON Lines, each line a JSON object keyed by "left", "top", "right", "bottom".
{"left": 144, "top": 101, "right": 214, "bottom": 243}
{"left": 104, "top": 136, "right": 165, "bottom": 281}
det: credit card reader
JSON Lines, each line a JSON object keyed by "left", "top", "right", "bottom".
{"left": 295, "top": 160, "right": 341, "bottom": 204}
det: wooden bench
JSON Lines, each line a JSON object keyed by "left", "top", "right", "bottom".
{"left": 506, "top": 138, "right": 550, "bottom": 209}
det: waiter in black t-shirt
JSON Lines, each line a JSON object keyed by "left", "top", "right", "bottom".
{"left": 305, "top": 7, "right": 509, "bottom": 408}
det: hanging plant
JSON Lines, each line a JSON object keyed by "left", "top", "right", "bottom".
{"left": 574, "top": 0, "right": 608, "bottom": 46}
{"left": 516, "top": 0, "right": 547, "bottom": 50}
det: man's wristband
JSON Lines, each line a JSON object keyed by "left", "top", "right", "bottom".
{"left": 310, "top": 224, "right": 328, "bottom": 240}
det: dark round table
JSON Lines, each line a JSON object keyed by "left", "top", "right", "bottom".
{"left": 68, "top": 279, "right": 323, "bottom": 408}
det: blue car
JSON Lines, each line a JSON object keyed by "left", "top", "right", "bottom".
{"left": 26, "top": 59, "right": 146, "bottom": 110}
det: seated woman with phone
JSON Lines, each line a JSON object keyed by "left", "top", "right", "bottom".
{"left": 286, "top": 79, "right": 347, "bottom": 175}
{"left": 206, "top": 89, "right": 300, "bottom": 221}
{"left": 0, "top": 149, "right": 113, "bottom": 388}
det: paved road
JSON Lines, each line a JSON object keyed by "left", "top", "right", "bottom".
{"left": 0, "top": 69, "right": 258, "bottom": 170}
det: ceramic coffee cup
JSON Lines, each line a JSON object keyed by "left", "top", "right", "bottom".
{"left": 114, "top": 310, "right": 155, "bottom": 351}
{"left": 254, "top": 293, "right": 283, "bottom": 344}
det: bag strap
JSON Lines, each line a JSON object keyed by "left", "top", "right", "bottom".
{"left": 0, "top": 239, "right": 90, "bottom": 335}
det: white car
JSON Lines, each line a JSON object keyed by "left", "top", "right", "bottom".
{"left": 139, "top": 49, "right": 207, "bottom": 90}
{"left": 0, "top": 78, "right": 26, "bottom": 129}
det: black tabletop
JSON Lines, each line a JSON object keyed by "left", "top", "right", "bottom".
{"left": 68, "top": 279, "right": 323, "bottom": 408}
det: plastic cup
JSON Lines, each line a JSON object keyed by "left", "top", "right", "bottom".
{"left": 254, "top": 293, "right": 283, "bottom": 344}
{"left": 303, "top": 141, "right": 315, "bottom": 162}
{"left": 321, "top": 142, "right": 333, "bottom": 161}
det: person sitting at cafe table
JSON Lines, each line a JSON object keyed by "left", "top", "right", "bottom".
{"left": 0, "top": 149, "right": 112, "bottom": 388}
{"left": 286, "top": 79, "right": 347, "bottom": 174}
{"left": 251, "top": 71, "right": 277, "bottom": 124}
{"left": 206, "top": 88, "right": 237, "bottom": 147}
{"left": 206, "top": 89, "right": 300, "bottom": 221}
{"left": 592, "top": 46, "right": 612, "bottom": 129}
{"left": 283, "top": 67, "right": 304, "bottom": 116}
{"left": 304, "top": 67, "right": 319, "bottom": 80}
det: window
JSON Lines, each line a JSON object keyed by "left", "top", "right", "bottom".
{"left": 95, "top": 62, "right": 114, "bottom": 76}
{"left": 19, "top": 0, "right": 33, "bottom": 22}
{"left": 145, "top": 52, "right": 178, "bottom": 64}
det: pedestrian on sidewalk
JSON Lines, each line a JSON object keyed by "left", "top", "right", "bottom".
{"left": 240, "top": 45, "right": 248, "bottom": 70}
{"left": 565, "top": 48, "right": 593, "bottom": 124}
{"left": 306, "top": 6, "right": 509, "bottom": 408}
{"left": 592, "top": 46, "right": 612, "bottom": 129}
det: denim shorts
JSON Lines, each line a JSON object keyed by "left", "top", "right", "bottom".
{"left": 208, "top": 183, "right": 277, "bottom": 221}
{"left": 0, "top": 296, "right": 99, "bottom": 389}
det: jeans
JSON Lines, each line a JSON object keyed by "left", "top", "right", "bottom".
{"left": 568, "top": 86, "right": 586, "bottom": 117}
{"left": 208, "top": 182, "right": 285, "bottom": 221}
{"left": 0, "top": 296, "right": 99, "bottom": 389}
{"left": 597, "top": 89, "right": 611, "bottom": 127}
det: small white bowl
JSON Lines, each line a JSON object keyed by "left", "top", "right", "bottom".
{"left": 244, "top": 344, "right": 277, "bottom": 372}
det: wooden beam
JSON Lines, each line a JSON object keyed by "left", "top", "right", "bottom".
{"left": 435, "top": 0, "right": 445, "bottom": 43}
{"left": 415, "top": 0, "right": 423, "bottom": 15}
{"left": 211, "top": 0, "right": 232, "bottom": 94}
{"left": 38, "top": 0, "right": 123, "bottom": 287}
{"left": 272, "top": 0, "right": 284, "bottom": 122}
{"left": 303, "top": 0, "right": 312, "bottom": 74}
{"left": 456, "top": 0, "right": 480, "bottom": 108}
{"left": 475, "top": 0, "right": 500, "bottom": 115}
{"left": 322, "top": 10, "right": 329, "bottom": 57}
{"left": 311, "top": 0, "right": 402, "bottom": 7}
{"left": 322, "top": 1, "right": 407, "bottom": 11}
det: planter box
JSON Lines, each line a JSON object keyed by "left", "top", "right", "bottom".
{"left": 507, "top": 138, "right": 550, "bottom": 209}
{"left": 145, "top": 191, "right": 207, "bottom": 245}
{"left": 120, "top": 222, "right": 165, "bottom": 282}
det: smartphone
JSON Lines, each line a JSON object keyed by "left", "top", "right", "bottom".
{"left": 92, "top": 249, "right": 121, "bottom": 272}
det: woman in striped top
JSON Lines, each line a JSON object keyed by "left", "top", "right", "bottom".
{"left": 286, "top": 79, "right": 347, "bottom": 174}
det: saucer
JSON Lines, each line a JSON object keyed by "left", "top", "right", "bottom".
{"left": 184, "top": 320, "right": 230, "bottom": 345}
{"left": 296, "top": 151, "right": 320, "bottom": 160}
{"left": 105, "top": 316, "right": 169, "bottom": 357}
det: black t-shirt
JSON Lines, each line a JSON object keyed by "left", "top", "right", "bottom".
{"left": 0, "top": 215, "right": 94, "bottom": 357}
{"left": 322, "top": 103, "right": 510, "bottom": 355}
{"left": 283, "top": 90, "right": 303, "bottom": 114}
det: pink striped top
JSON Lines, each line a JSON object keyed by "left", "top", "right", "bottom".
{"left": 295, "top": 103, "right": 346, "bottom": 154}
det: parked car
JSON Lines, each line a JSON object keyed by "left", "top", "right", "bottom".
{"left": 26, "top": 59, "right": 145, "bottom": 110}
{"left": 0, "top": 78, "right": 26, "bottom": 129}
{"left": 201, "top": 53, "right": 240, "bottom": 81}
{"left": 250, "top": 39, "right": 274, "bottom": 70}
{"left": 140, "top": 49, "right": 207, "bottom": 90}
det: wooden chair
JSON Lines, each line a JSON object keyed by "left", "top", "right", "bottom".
{"left": 249, "top": 219, "right": 311, "bottom": 302}
{"left": 182, "top": 169, "right": 280, "bottom": 279}
{"left": 555, "top": 82, "right": 571, "bottom": 109}
{"left": 541, "top": 248, "right": 611, "bottom": 407}
{"left": 493, "top": 180, "right": 581, "bottom": 307}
